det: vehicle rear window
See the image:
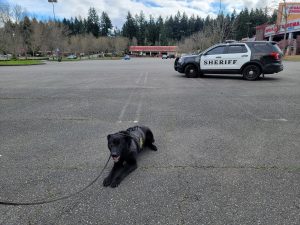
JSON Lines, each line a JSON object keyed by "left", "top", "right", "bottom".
{"left": 271, "top": 43, "right": 283, "bottom": 54}
{"left": 250, "top": 43, "right": 272, "bottom": 53}
{"left": 227, "top": 45, "right": 248, "bottom": 54}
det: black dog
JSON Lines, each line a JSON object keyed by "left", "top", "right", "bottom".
{"left": 103, "top": 126, "right": 157, "bottom": 188}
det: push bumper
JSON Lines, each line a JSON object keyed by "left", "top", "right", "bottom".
{"left": 174, "top": 62, "right": 184, "bottom": 73}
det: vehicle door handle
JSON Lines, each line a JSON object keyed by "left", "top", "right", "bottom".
{"left": 242, "top": 55, "right": 248, "bottom": 57}
{"left": 216, "top": 56, "right": 222, "bottom": 58}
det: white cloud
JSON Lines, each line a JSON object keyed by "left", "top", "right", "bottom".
{"left": 6, "top": 0, "right": 289, "bottom": 27}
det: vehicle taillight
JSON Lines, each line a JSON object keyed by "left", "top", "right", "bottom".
{"left": 270, "top": 52, "right": 280, "bottom": 60}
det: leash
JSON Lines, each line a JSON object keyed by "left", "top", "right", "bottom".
{"left": 0, "top": 155, "right": 111, "bottom": 206}
{"left": 0, "top": 127, "right": 141, "bottom": 206}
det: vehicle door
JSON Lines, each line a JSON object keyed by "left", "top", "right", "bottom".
{"left": 221, "top": 44, "right": 251, "bottom": 70}
{"left": 200, "top": 45, "right": 227, "bottom": 71}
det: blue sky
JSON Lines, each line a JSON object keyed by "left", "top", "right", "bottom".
{"left": 3, "top": 0, "right": 282, "bottom": 28}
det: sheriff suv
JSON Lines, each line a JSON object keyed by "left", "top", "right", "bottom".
{"left": 174, "top": 41, "right": 283, "bottom": 80}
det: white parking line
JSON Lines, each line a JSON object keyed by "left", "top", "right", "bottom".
{"left": 134, "top": 72, "right": 148, "bottom": 123}
{"left": 118, "top": 73, "right": 144, "bottom": 123}
{"left": 260, "top": 118, "right": 288, "bottom": 122}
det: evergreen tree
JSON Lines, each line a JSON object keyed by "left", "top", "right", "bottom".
{"left": 157, "top": 16, "right": 167, "bottom": 45}
{"left": 73, "top": 17, "right": 85, "bottom": 35}
{"left": 136, "top": 11, "right": 147, "bottom": 45}
{"left": 180, "top": 12, "right": 189, "bottom": 38}
{"left": 234, "top": 9, "right": 250, "bottom": 40}
{"left": 122, "top": 12, "right": 137, "bottom": 40}
{"left": 173, "top": 11, "right": 181, "bottom": 41}
{"left": 145, "top": 15, "right": 157, "bottom": 45}
{"left": 100, "top": 12, "right": 112, "bottom": 36}
{"left": 194, "top": 16, "right": 204, "bottom": 32}
{"left": 164, "top": 16, "right": 174, "bottom": 40}
{"left": 87, "top": 7, "right": 100, "bottom": 37}
{"left": 269, "top": 9, "right": 277, "bottom": 23}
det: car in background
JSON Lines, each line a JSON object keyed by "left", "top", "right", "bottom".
{"left": 124, "top": 55, "right": 131, "bottom": 60}
{"left": 67, "top": 54, "right": 77, "bottom": 59}
{"left": 0, "top": 54, "right": 12, "bottom": 60}
{"left": 162, "top": 54, "right": 168, "bottom": 59}
{"left": 167, "top": 54, "right": 175, "bottom": 59}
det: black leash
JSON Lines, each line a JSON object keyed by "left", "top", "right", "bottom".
{"left": 0, "top": 155, "right": 111, "bottom": 206}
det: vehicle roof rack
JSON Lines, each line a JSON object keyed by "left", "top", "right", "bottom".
{"left": 225, "top": 40, "right": 237, "bottom": 43}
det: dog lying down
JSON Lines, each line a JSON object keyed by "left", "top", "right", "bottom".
{"left": 103, "top": 126, "right": 157, "bottom": 188}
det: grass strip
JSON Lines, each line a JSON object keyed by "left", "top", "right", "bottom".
{"left": 0, "top": 60, "right": 44, "bottom": 66}
{"left": 283, "top": 55, "right": 300, "bottom": 61}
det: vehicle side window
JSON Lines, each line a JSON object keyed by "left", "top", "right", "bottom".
{"left": 205, "top": 46, "right": 226, "bottom": 55}
{"left": 227, "top": 45, "right": 248, "bottom": 54}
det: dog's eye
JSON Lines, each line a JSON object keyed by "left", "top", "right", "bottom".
{"left": 113, "top": 139, "right": 120, "bottom": 145}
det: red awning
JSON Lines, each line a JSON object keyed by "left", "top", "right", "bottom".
{"left": 129, "top": 46, "right": 177, "bottom": 52}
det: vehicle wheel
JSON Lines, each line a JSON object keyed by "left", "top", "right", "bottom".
{"left": 242, "top": 64, "right": 261, "bottom": 81}
{"left": 185, "top": 65, "right": 198, "bottom": 78}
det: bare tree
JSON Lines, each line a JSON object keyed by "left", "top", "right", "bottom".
{"left": 178, "top": 28, "right": 220, "bottom": 53}
{"left": 0, "top": 4, "right": 27, "bottom": 56}
{"left": 30, "top": 19, "right": 43, "bottom": 57}
{"left": 3, "top": 21, "right": 23, "bottom": 57}
{"left": 114, "top": 37, "right": 129, "bottom": 54}
{"left": 0, "top": 3, "right": 11, "bottom": 26}
{"left": 80, "top": 34, "right": 96, "bottom": 58}
{"left": 12, "top": 4, "right": 27, "bottom": 24}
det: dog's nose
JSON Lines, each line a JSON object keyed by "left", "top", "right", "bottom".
{"left": 111, "top": 153, "right": 118, "bottom": 157}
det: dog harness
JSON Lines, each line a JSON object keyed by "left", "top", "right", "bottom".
{"left": 125, "top": 126, "right": 145, "bottom": 152}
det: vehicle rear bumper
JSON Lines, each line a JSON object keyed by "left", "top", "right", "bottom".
{"left": 263, "top": 63, "right": 283, "bottom": 74}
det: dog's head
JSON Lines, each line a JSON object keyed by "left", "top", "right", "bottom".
{"left": 107, "top": 132, "right": 131, "bottom": 162}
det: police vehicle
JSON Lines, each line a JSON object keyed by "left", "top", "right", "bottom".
{"left": 174, "top": 41, "right": 283, "bottom": 80}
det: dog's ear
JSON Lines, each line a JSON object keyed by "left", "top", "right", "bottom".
{"left": 107, "top": 134, "right": 112, "bottom": 141}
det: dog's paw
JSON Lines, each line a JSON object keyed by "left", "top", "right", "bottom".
{"left": 103, "top": 177, "right": 112, "bottom": 187}
{"left": 110, "top": 179, "right": 121, "bottom": 188}
{"left": 149, "top": 144, "right": 157, "bottom": 151}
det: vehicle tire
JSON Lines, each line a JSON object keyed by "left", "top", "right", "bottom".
{"left": 242, "top": 64, "right": 261, "bottom": 81}
{"left": 185, "top": 65, "right": 198, "bottom": 78}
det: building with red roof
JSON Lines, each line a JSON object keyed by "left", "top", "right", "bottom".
{"left": 129, "top": 46, "right": 178, "bottom": 56}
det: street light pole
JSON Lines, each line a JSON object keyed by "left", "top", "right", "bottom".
{"left": 48, "top": 0, "right": 61, "bottom": 61}
{"left": 12, "top": 32, "right": 16, "bottom": 59}
{"left": 48, "top": 0, "right": 57, "bottom": 21}
{"left": 246, "top": 22, "right": 252, "bottom": 38}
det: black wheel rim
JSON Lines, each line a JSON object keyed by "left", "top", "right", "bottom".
{"left": 187, "top": 67, "right": 196, "bottom": 77}
{"left": 246, "top": 66, "right": 259, "bottom": 79}
{"left": 189, "top": 68, "right": 194, "bottom": 75}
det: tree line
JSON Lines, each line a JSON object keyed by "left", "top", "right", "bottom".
{"left": 0, "top": 3, "right": 278, "bottom": 57}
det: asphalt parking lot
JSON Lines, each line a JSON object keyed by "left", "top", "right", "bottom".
{"left": 0, "top": 58, "right": 299, "bottom": 225}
